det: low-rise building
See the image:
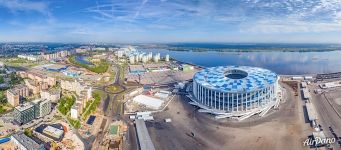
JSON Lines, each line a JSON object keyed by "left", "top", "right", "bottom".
{"left": 11, "top": 132, "right": 45, "bottom": 150}
{"left": 43, "top": 125, "right": 64, "bottom": 140}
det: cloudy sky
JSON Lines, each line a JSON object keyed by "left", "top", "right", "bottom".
{"left": 1, "top": 0, "right": 341, "bottom": 43}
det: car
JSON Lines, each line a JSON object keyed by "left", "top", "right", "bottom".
{"left": 329, "top": 126, "right": 334, "bottom": 133}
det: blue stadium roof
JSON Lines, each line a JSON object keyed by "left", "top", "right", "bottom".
{"left": 193, "top": 66, "right": 278, "bottom": 93}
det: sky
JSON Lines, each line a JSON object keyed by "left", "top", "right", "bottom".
{"left": 1, "top": 0, "right": 341, "bottom": 43}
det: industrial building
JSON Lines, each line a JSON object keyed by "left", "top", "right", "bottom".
{"left": 191, "top": 66, "right": 279, "bottom": 119}
{"left": 42, "top": 64, "right": 68, "bottom": 72}
{"left": 305, "top": 102, "right": 318, "bottom": 127}
{"left": 132, "top": 95, "right": 164, "bottom": 109}
{"left": 135, "top": 119, "right": 155, "bottom": 150}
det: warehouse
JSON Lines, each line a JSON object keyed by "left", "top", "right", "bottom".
{"left": 133, "top": 95, "right": 164, "bottom": 109}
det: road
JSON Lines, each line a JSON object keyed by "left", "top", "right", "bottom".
{"left": 310, "top": 87, "right": 341, "bottom": 149}
{"left": 91, "top": 64, "right": 128, "bottom": 150}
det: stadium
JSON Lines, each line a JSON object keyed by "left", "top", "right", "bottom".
{"left": 189, "top": 66, "right": 279, "bottom": 120}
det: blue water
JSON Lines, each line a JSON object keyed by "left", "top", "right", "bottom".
{"left": 75, "top": 56, "right": 93, "bottom": 65}
{"left": 139, "top": 49, "right": 341, "bottom": 75}
{"left": 167, "top": 43, "right": 339, "bottom": 49}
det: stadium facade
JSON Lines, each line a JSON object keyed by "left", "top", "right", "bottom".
{"left": 190, "top": 66, "right": 279, "bottom": 120}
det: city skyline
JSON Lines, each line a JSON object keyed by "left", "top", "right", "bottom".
{"left": 1, "top": 0, "right": 341, "bottom": 43}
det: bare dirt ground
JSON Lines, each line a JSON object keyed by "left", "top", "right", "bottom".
{"left": 146, "top": 82, "right": 307, "bottom": 150}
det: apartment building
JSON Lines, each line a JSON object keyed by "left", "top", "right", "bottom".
{"left": 6, "top": 85, "right": 29, "bottom": 107}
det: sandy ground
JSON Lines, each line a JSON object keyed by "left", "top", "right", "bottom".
{"left": 146, "top": 82, "right": 308, "bottom": 150}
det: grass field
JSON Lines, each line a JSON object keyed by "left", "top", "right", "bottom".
{"left": 58, "top": 95, "right": 75, "bottom": 115}
{"left": 68, "top": 56, "right": 109, "bottom": 73}
{"left": 105, "top": 85, "right": 124, "bottom": 93}
{"left": 110, "top": 125, "right": 118, "bottom": 135}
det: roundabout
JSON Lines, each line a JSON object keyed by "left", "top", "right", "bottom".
{"left": 104, "top": 85, "right": 125, "bottom": 94}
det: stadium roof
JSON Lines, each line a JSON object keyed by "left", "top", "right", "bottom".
{"left": 193, "top": 66, "right": 277, "bottom": 92}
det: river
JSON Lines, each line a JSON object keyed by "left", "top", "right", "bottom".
{"left": 139, "top": 49, "right": 341, "bottom": 75}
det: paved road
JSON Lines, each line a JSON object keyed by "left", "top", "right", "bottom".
{"left": 310, "top": 89, "right": 341, "bottom": 149}
{"left": 92, "top": 64, "right": 128, "bottom": 149}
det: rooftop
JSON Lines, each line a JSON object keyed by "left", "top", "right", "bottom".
{"left": 15, "top": 102, "right": 34, "bottom": 112}
{"left": 193, "top": 66, "right": 278, "bottom": 92}
{"left": 11, "top": 132, "right": 43, "bottom": 150}
{"left": 43, "top": 126, "right": 64, "bottom": 137}
{"left": 43, "top": 64, "right": 68, "bottom": 71}
{"left": 135, "top": 119, "right": 155, "bottom": 150}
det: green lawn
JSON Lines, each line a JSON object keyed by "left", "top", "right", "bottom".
{"left": 67, "top": 117, "right": 81, "bottom": 129}
{"left": 105, "top": 85, "right": 124, "bottom": 93}
{"left": 68, "top": 56, "right": 109, "bottom": 74}
{"left": 0, "top": 105, "right": 6, "bottom": 114}
{"left": 81, "top": 91, "right": 101, "bottom": 119}
{"left": 58, "top": 95, "right": 75, "bottom": 115}
{"left": 119, "top": 63, "right": 128, "bottom": 81}
{"left": 110, "top": 125, "right": 118, "bottom": 135}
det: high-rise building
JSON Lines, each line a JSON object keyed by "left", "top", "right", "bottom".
{"left": 13, "top": 102, "right": 35, "bottom": 125}
{"left": 6, "top": 89, "right": 20, "bottom": 107}
{"left": 13, "top": 99, "right": 51, "bottom": 125}
{"left": 40, "top": 90, "right": 61, "bottom": 102}
{"left": 6, "top": 85, "right": 29, "bottom": 107}
{"left": 32, "top": 99, "right": 51, "bottom": 118}
{"left": 165, "top": 54, "right": 170, "bottom": 62}
{"left": 61, "top": 79, "right": 92, "bottom": 118}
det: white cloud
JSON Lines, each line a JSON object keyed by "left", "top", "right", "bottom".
{"left": 242, "top": 20, "right": 341, "bottom": 33}
{"left": 0, "top": 0, "right": 49, "bottom": 14}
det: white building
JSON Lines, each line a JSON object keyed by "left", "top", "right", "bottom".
{"left": 40, "top": 90, "right": 61, "bottom": 103}
{"left": 17, "top": 54, "right": 42, "bottom": 61}
{"left": 70, "top": 105, "right": 78, "bottom": 119}
{"left": 133, "top": 95, "right": 164, "bottom": 109}
{"left": 165, "top": 54, "right": 170, "bottom": 62}
{"left": 192, "top": 66, "right": 278, "bottom": 119}
{"left": 43, "top": 126, "right": 64, "bottom": 140}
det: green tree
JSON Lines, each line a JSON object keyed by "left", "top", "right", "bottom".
{"left": 0, "top": 76, "right": 4, "bottom": 84}
{"left": 0, "top": 91, "right": 6, "bottom": 104}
